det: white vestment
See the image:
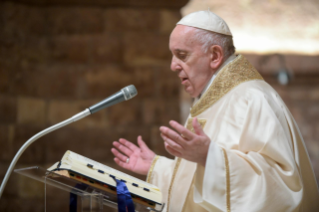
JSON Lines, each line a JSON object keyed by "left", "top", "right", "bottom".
{"left": 146, "top": 55, "right": 319, "bottom": 212}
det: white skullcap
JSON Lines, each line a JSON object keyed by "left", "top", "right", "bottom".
{"left": 177, "top": 10, "right": 232, "bottom": 36}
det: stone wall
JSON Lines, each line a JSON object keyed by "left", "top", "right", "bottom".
{"left": 1, "top": 0, "right": 319, "bottom": 211}
{"left": 0, "top": 0, "right": 186, "bottom": 211}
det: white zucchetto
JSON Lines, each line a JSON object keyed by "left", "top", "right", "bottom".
{"left": 177, "top": 10, "right": 232, "bottom": 36}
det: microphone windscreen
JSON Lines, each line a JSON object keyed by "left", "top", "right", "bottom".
{"left": 122, "top": 85, "right": 138, "bottom": 100}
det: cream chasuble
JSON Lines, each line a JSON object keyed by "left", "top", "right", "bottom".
{"left": 146, "top": 55, "right": 319, "bottom": 212}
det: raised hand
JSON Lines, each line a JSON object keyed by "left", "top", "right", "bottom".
{"left": 111, "top": 136, "right": 156, "bottom": 175}
{"left": 159, "top": 117, "right": 210, "bottom": 166}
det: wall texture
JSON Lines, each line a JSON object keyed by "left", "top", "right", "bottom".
{"left": 1, "top": 0, "right": 319, "bottom": 211}
{"left": 0, "top": 0, "right": 186, "bottom": 211}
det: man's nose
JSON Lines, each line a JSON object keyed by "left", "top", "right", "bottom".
{"left": 170, "top": 57, "right": 181, "bottom": 72}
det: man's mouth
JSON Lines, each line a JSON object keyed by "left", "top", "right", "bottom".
{"left": 181, "top": 78, "right": 188, "bottom": 84}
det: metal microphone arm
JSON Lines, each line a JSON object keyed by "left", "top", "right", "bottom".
{"left": 0, "top": 109, "right": 91, "bottom": 198}
{"left": 0, "top": 84, "right": 138, "bottom": 198}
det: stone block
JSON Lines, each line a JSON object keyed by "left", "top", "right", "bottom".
{"left": 105, "top": 8, "right": 160, "bottom": 32}
{"left": 0, "top": 163, "right": 23, "bottom": 198}
{"left": 306, "top": 103, "right": 319, "bottom": 123}
{"left": 143, "top": 99, "right": 180, "bottom": 125}
{"left": 17, "top": 97, "right": 46, "bottom": 126}
{"left": 287, "top": 104, "right": 305, "bottom": 124}
{"left": 18, "top": 174, "right": 43, "bottom": 198}
{"left": 115, "top": 126, "right": 151, "bottom": 147}
{"left": 44, "top": 0, "right": 188, "bottom": 8}
{"left": 44, "top": 127, "right": 92, "bottom": 163}
{"left": 108, "top": 99, "right": 142, "bottom": 126}
{"left": 1, "top": 36, "right": 49, "bottom": 70}
{"left": 89, "top": 34, "right": 122, "bottom": 64}
{"left": 314, "top": 124, "right": 319, "bottom": 142}
{"left": 84, "top": 126, "right": 152, "bottom": 163}
{"left": 9, "top": 64, "right": 86, "bottom": 98}
{"left": 160, "top": 10, "right": 181, "bottom": 33}
{"left": 0, "top": 198, "right": 44, "bottom": 212}
{"left": 285, "top": 84, "right": 319, "bottom": 102}
{"left": 44, "top": 127, "right": 118, "bottom": 163}
{"left": 0, "top": 95, "right": 17, "bottom": 124}
{"left": 1, "top": 2, "right": 47, "bottom": 37}
{"left": 50, "top": 35, "right": 90, "bottom": 63}
{"left": 298, "top": 122, "right": 314, "bottom": 142}
{"left": 0, "top": 69, "right": 10, "bottom": 94}
{"left": 47, "top": 7, "right": 104, "bottom": 35}
{"left": 309, "top": 86, "right": 319, "bottom": 101}
{"left": 84, "top": 65, "right": 155, "bottom": 98}
{"left": 157, "top": 66, "right": 180, "bottom": 98}
{"left": 124, "top": 32, "right": 171, "bottom": 66}
{"left": 0, "top": 125, "right": 15, "bottom": 162}
{"left": 13, "top": 125, "right": 47, "bottom": 164}
{"left": 130, "top": 0, "right": 188, "bottom": 8}
{"left": 285, "top": 55, "right": 319, "bottom": 73}
{"left": 48, "top": 99, "right": 108, "bottom": 129}
{"left": 244, "top": 54, "right": 319, "bottom": 75}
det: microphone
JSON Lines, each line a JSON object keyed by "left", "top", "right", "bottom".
{"left": 88, "top": 85, "right": 138, "bottom": 114}
{"left": 0, "top": 85, "right": 138, "bottom": 198}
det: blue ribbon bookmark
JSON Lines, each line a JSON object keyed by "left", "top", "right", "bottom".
{"left": 114, "top": 178, "right": 135, "bottom": 212}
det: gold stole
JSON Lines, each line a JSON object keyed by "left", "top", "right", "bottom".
{"left": 166, "top": 55, "right": 264, "bottom": 212}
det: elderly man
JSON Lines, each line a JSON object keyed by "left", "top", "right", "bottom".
{"left": 111, "top": 10, "right": 319, "bottom": 211}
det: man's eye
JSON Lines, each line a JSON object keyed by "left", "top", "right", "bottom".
{"left": 178, "top": 54, "right": 187, "bottom": 60}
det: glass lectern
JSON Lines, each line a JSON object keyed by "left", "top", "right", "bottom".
{"left": 14, "top": 167, "right": 164, "bottom": 212}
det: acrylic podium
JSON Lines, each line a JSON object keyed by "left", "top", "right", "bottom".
{"left": 14, "top": 166, "right": 164, "bottom": 212}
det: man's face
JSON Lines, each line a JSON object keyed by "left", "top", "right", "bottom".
{"left": 169, "top": 25, "right": 214, "bottom": 98}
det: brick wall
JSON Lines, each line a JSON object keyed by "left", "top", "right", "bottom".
{"left": 0, "top": 0, "right": 186, "bottom": 211}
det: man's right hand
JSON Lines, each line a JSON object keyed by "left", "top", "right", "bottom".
{"left": 111, "top": 136, "right": 155, "bottom": 175}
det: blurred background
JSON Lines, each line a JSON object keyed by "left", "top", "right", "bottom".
{"left": 0, "top": 0, "right": 318, "bottom": 211}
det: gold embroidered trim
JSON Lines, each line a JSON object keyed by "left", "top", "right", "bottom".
{"left": 222, "top": 148, "right": 231, "bottom": 212}
{"left": 146, "top": 155, "right": 159, "bottom": 183}
{"left": 186, "top": 118, "right": 207, "bottom": 133}
{"left": 167, "top": 157, "right": 182, "bottom": 212}
{"left": 191, "top": 55, "right": 264, "bottom": 117}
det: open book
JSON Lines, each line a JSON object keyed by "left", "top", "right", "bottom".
{"left": 47, "top": 150, "right": 162, "bottom": 208}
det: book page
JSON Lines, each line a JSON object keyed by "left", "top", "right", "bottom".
{"left": 67, "top": 151, "right": 159, "bottom": 189}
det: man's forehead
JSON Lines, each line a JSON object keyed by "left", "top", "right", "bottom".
{"left": 171, "top": 25, "right": 195, "bottom": 38}
{"left": 169, "top": 25, "right": 198, "bottom": 50}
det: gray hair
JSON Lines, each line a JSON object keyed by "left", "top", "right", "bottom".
{"left": 192, "top": 28, "right": 236, "bottom": 59}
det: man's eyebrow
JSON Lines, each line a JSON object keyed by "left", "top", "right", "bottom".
{"left": 174, "top": 49, "right": 187, "bottom": 53}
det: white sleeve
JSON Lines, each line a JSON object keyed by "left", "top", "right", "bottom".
{"left": 147, "top": 156, "right": 176, "bottom": 203}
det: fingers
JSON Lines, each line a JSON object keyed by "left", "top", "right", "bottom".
{"left": 114, "top": 157, "right": 130, "bottom": 170}
{"left": 113, "top": 141, "right": 133, "bottom": 156}
{"left": 192, "top": 117, "right": 205, "bottom": 136}
{"left": 160, "top": 133, "right": 183, "bottom": 151}
{"left": 169, "top": 120, "right": 194, "bottom": 140}
{"left": 119, "top": 138, "right": 139, "bottom": 152}
{"left": 164, "top": 142, "right": 181, "bottom": 157}
{"left": 137, "top": 136, "right": 149, "bottom": 150}
{"left": 111, "top": 147, "right": 129, "bottom": 163}
{"left": 160, "top": 126, "right": 186, "bottom": 146}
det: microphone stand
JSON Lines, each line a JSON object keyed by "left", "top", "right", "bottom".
{"left": 0, "top": 109, "right": 91, "bottom": 198}
{"left": 0, "top": 84, "right": 137, "bottom": 198}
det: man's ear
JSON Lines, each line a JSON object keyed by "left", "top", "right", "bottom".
{"left": 209, "top": 45, "right": 224, "bottom": 70}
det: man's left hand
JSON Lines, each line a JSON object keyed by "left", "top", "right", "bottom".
{"left": 159, "top": 117, "right": 210, "bottom": 166}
